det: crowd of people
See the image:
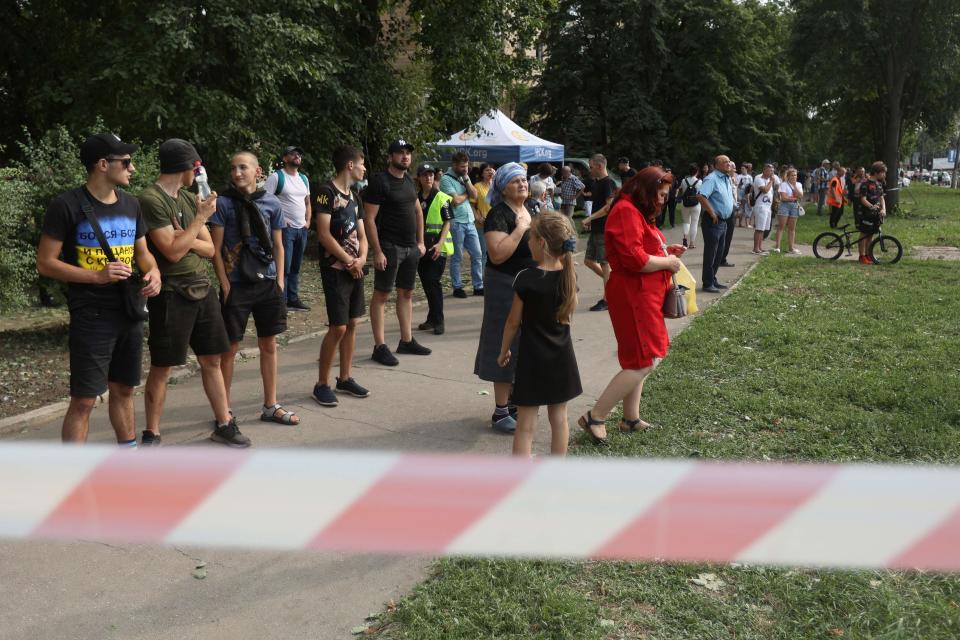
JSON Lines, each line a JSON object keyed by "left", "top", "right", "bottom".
{"left": 36, "top": 132, "right": 889, "bottom": 456}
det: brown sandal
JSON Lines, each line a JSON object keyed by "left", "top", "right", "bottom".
{"left": 577, "top": 411, "right": 609, "bottom": 446}
{"left": 618, "top": 418, "right": 652, "bottom": 433}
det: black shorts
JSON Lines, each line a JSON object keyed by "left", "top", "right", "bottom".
{"left": 68, "top": 305, "right": 143, "bottom": 397}
{"left": 374, "top": 243, "right": 419, "bottom": 293}
{"left": 221, "top": 279, "right": 288, "bottom": 342}
{"left": 585, "top": 232, "right": 607, "bottom": 263}
{"left": 147, "top": 287, "right": 230, "bottom": 367}
{"left": 320, "top": 266, "right": 366, "bottom": 326}
{"left": 857, "top": 211, "right": 880, "bottom": 234}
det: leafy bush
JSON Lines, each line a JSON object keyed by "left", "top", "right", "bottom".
{"left": 0, "top": 168, "right": 38, "bottom": 310}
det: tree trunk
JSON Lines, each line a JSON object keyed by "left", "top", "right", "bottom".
{"left": 882, "top": 107, "right": 901, "bottom": 212}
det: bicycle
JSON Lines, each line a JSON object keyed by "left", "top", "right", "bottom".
{"left": 812, "top": 222, "right": 903, "bottom": 264}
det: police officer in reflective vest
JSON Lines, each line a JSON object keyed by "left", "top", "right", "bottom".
{"left": 415, "top": 163, "right": 454, "bottom": 335}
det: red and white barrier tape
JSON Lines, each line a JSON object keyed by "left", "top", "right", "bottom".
{"left": 2, "top": 443, "right": 959, "bottom": 570}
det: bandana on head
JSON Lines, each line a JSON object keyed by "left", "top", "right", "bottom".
{"left": 487, "top": 162, "right": 526, "bottom": 206}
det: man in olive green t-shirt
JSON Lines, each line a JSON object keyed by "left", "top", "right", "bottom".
{"left": 137, "top": 139, "right": 244, "bottom": 448}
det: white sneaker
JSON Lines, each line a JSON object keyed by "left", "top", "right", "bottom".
{"left": 770, "top": 248, "right": 781, "bottom": 253}
{"left": 789, "top": 248, "right": 803, "bottom": 255}
{"left": 751, "top": 250, "right": 769, "bottom": 255}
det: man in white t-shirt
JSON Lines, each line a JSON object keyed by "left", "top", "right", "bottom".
{"left": 751, "top": 164, "right": 777, "bottom": 254}
{"left": 264, "top": 145, "right": 312, "bottom": 310}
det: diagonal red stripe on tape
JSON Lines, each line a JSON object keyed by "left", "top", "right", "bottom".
{"left": 32, "top": 449, "right": 248, "bottom": 544}
{"left": 890, "top": 506, "right": 960, "bottom": 570}
{"left": 595, "top": 463, "right": 838, "bottom": 563}
{"left": 308, "top": 454, "right": 536, "bottom": 554}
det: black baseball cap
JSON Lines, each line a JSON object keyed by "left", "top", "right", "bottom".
{"left": 80, "top": 133, "right": 139, "bottom": 170}
{"left": 388, "top": 139, "right": 415, "bottom": 154}
{"left": 283, "top": 145, "right": 304, "bottom": 155}
{"left": 617, "top": 157, "right": 630, "bottom": 165}
{"left": 416, "top": 163, "right": 435, "bottom": 176}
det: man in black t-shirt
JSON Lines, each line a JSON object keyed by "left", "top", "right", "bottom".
{"left": 36, "top": 133, "right": 162, "bottom": 445}
{"left": 617, "top": 157, "right": 637, "bottom": 184}
{"left": 363, "top": 139, "right": 431, "bottom": 366}
{"left": 312, "top": 145, "right": 371, "bottom": 406}
{"left": 857, "top": 161, "right": 887, "bottom": 264}
{"left": 581, "top": 153, "right": 616, "bottom": 311}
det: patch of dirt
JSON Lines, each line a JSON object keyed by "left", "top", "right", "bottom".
{"left": 912, "top": 246, "right": 960, "bottom": 261}
{"left": 0, "top": 258, "right": 478, "bottom": 421}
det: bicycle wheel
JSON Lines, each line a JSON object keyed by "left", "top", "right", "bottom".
{"left": 870, "top": 235, "right": 903, "bottom": 264}
{"left": 813, "top": 231, "right": 844, "bottom": 260}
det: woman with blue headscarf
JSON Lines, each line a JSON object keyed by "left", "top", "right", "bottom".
{"left": 474, "top": 162, "right": 536, "bottom": 434}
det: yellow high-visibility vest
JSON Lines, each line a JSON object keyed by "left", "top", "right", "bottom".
{"left": 425, "top": 190, "right": 454, "bottom": 256}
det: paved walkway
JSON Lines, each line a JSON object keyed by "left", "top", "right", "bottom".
{"left": 1, "top": 223, "right": 763, "bottom": 639}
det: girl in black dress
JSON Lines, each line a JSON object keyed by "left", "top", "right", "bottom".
{"left": 497, "top": 211, "right": 582, "bottom": 456}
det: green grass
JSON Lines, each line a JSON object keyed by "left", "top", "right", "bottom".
{"left": 793, "top": 183, "right": 960, "bottom": 251}
{"left": 372, "top": 258, "right": 960, "bottom": 639}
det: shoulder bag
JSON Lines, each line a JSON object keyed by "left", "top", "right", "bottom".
{"left": 660, "top": 242, "right": 688, "bottom": 319}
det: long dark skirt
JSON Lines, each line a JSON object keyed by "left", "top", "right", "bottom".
{"left": 473, "top": 267, "right": 520, "bottom": 383}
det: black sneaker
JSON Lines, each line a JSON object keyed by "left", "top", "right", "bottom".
{"left": 312, "top": 383, "right": 338, "bottom": 406}
{"left": 140, "top": 430, "right": 161, "bottom": 447}
{"left": 372, "top": 344, "right": 399, "bottom": 366}
{"left": 287, "top": 298, "right": 310, "bottom": 311}
{"left": 452, "top": 288, "right": 468, "bottom": 299}
{"left": 589, "top": 299, "right": 608, "bottom": 312}
{"left": 211, "top": 418, "right": 251, "bottom": 448}
{"left": 336, "top": 377, "right": 370, "bottom": 398}
{"left": 433, "top": 323, "right": 444, "bottom": 335}
{"left": 491, "top": 413, "right": 517, "bottom": 434}
{"left": 473, "top": 288, "right": 484, "bottom": 297}
{"left": 714, "top": 282, "right": 729, "bottom": 289}
{"left": 719, "top": 261, "right": 735, "bottom": 268}
{"left": 417, "top": 320, "right": 434, "bottom": 331}
{"left": 397, "top": 338, "right": 432, "bottom": 355}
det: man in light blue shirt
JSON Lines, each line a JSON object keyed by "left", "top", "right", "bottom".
{"left": 439, "top": 151, "right": 484, "bottom": 297}
{"left": 696, "top": 154, "right": 733, "bottom": 293}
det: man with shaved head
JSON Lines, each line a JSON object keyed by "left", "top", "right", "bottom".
{"left": 209, "top": 151, "right": 298, "bottom": 446}
{"left": 696, "top": 154, "right": 735, "bottom": 294}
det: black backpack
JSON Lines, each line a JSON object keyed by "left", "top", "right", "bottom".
{"left": 681, "top": 178, "right": 700, "bottom": 207}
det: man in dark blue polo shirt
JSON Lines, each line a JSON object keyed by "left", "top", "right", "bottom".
{"left": 697, "top": 154, "right": 734, "bottom": 294}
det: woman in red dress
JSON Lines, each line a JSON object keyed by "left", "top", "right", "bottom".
{"left": 578, "top": 167, "right": 687, "bottom": 445}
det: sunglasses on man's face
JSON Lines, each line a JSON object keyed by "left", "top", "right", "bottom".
{"left": 105, "top": 157, "right": 133, "bottom": 168}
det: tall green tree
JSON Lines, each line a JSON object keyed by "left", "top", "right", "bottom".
{"left": 521, "top": 0, "right": 806, "bottom": 169}
{"left": 407, "top": 0, "right": 551, "bottom": 138}
{"left": 0, "top": 1, "right": 544, "bottom": 181}
{"left": 520, "top": 0, "right": 667, "bottom": 160}
{"left": 791, "top": 0, "right": 960, "bottom": 207}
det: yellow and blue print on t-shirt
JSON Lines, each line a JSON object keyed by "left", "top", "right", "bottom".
{"left": 74, "top": 215, "right": 137, "bottom": 271}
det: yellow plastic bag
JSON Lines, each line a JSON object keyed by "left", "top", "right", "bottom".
{"left": 673, "top": 262, "right": 699, "bottom": 314}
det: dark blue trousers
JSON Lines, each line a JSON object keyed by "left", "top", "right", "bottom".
{"left": 701, "top": 217, "right": 727, "bottom": 288}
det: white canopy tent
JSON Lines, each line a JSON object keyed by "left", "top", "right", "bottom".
{"left": 434, "top": 110, "right": 564, "bottom": 165}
